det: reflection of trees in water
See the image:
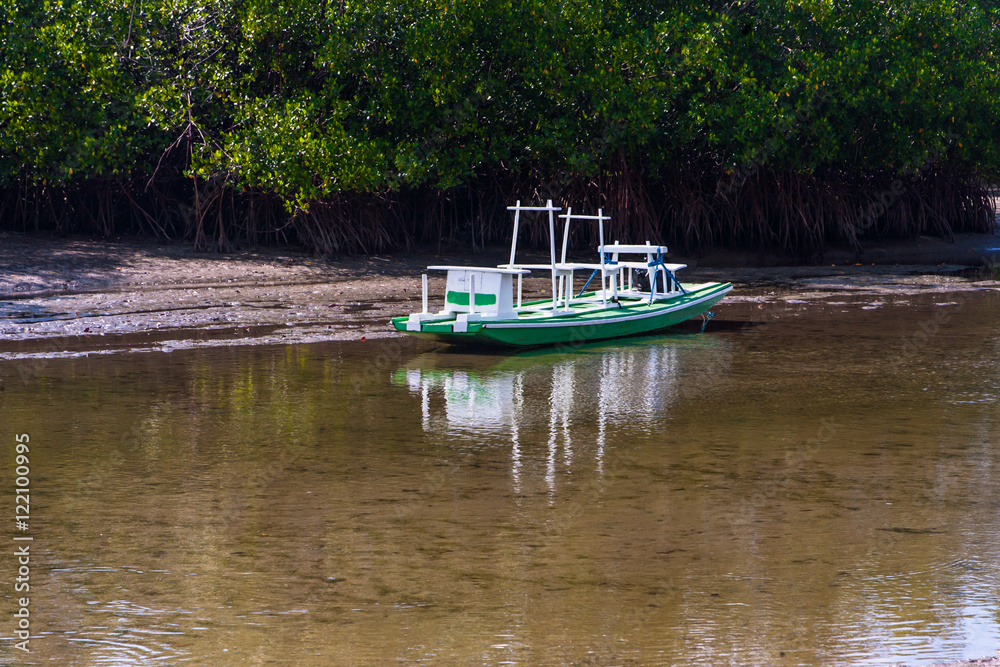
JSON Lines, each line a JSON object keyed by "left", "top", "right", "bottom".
{"left": 395, "top": 336, "right": 734, "bottom": 493}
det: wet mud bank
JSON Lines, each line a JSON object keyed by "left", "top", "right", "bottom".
{"left": 0, "top": 232, "right": 996, "bottom": 359}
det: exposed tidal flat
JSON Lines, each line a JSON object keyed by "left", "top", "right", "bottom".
{"left": 0, "top": 234, "right": 998, "bottom": 665}
{"left": 0, "top": 231, "right": 996, "bottom": 358}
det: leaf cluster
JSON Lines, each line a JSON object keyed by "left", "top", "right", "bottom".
{"left": 2, "top": 0, "right": 999, "bottom": 210}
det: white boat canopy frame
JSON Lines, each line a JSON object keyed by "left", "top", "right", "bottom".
{"left": 408, "top": 200, "right": 691, "bottom": 328}
{"left": 558, "top": 207, "right": 612, "bottom": 307}
{"left": 504, "top": 199, "right": 562, "bottom": 312}
{"left": 503, "top": 201, "right": 687, "bottom": 312}
{"left": 504, "top": 200, "right": 617, "bottom": 312}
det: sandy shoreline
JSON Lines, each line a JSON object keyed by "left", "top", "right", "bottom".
{"left": 0, "top": 231, "right": 996, "bottom": 359}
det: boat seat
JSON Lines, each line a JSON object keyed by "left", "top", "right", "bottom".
{"left": 601, "top": 243, "right": 670, "bottom": 256}
{"left": 554, "top": 262, "right": 606, "bottom": 271}
{"left": 432, "top": 265, "right": 530, "bottom": 275}
{"left": 596, "top": 244, "right": 689, "bottom": 298}
{"left": 503, "top": 262, "right": 608, "bottom": 273}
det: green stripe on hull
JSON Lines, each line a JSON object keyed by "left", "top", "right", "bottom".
{"left": 446, "top": 290, "right": 497, "bottom": 307}
{"left": 393, "top": 282, "right": 732, "bottom": 348}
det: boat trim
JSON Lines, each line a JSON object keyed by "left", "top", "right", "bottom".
{"left": 484, "top": 285, "right": 730, "bottom": 329}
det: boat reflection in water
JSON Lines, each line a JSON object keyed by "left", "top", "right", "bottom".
{"left": 393, "top": 333, "right": 733, "bottom": 497}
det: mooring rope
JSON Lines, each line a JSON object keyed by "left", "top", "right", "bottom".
{"left": 700, "top": 311, "right": 715, "bottom": 333}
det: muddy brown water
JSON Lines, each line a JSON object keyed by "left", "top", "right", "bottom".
{"left": 1, "top": 289, "right": 999, "bottom": 666}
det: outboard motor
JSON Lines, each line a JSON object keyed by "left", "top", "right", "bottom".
{"left": 633, "top": 267, "right": 667, "bottom": 293}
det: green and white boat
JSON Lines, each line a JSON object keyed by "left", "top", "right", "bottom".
{"left": 391, "top": 200, "right": 732, "bottom": 348}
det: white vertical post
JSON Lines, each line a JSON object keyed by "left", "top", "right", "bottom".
{"left": 598, "top": 208, "right": 606, "bottom": 307}
{"left": 508, "top": 200, "right": 521, "bottom": 268}
{"left": 565, "top": 270, "right": 573, "bottom": 312}
{"left": 421, "top": 273, "right": 428, "bottom": 313}
{"left": 560, "top": 207, "right": 572, "bottom": 263}
{"left": 646, "top": 242, "right": 655, "bottom": 301}
{"left": 560, "top": 206, "right": 572, "bottom": 311}
{"left": 517, "top": 273, "right": 522, "bottom": 308}
{"left": 548, "top": 199, "right": 557, "bottom": 312}
{"left": 611, "top": 241, "right": 619, "bottom": 300}
{"left": 469, "top": 272, "right": 476, "bottom": 315}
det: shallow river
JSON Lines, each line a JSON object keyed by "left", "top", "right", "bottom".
{"left": 1, "top": 287, "right": 999, "bottom": 666}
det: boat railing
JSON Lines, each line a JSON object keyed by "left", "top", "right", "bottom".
{"left": 412, "top": 202, "right": 688, "bottom": 329}
{"left": 601, "top": 242, "right": 687, "bottom": 301}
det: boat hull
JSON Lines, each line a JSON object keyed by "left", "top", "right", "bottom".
{"left": 393, "top": 282, "right": 732, "bottom": 348}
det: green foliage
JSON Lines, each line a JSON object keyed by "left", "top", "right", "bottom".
{"left": 1, "top": 0, "right": 998, "bottom": 245}
{"left": 1, "top": 0, "right": 145, "bottom": 182}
